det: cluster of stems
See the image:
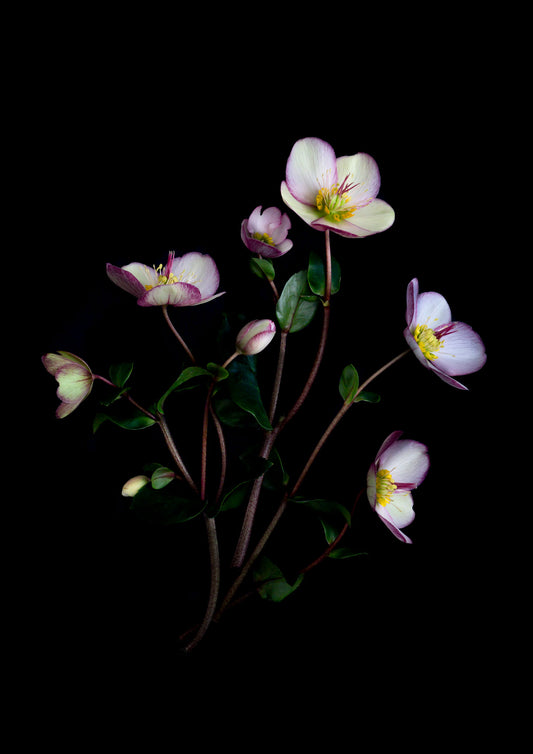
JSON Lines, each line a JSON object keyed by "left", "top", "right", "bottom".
{"left": 114, "top": 230, "right": 408, "bottom": 653}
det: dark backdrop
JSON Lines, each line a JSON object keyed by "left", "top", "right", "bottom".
{"left": 25, "top": 24, "right": 509, "bottom": 705}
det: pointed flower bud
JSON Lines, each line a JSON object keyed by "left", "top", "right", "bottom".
{"left": 121, "top": 475, "right": 150, "bottom": 497}
{"left": 235, "top": 319, "right": 276, "bottom": 356}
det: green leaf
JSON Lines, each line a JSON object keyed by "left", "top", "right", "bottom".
{"left": 109, "top": 361, "right": 134, "bottom": 388}
{"left": 218, "top": 479, "right": 252, "bottom": 513}
{"left": 252, "top": 557, "right": 304, "bottom": 602}
{"left": 156, "top": 366, "right": 213, "bottom": 413}
{"left": 328, "top": 547, "right": 367, "bottom": 560}
{"left": 206, "top": 362, "right": 229, "bottom": 382}
{"left": 307, "top": 250, "right": 341, "bottom": 297}
{"left": 93, "top": 409, "right": 156, "bottom": 431}
{"left": 150, "top": 465, "right": 175, "bottom": 489}
{"left": 129, "top": 484, "right": 206, "bottom": 525}
{"left": 354, "top": 390, "right": 381, "bottom": 404}
{"left": 292, "top": 497, "right": 352, "bottom": 526}
{"left": 276, "top": 270, "right": 319, "bottom": 333}
{"left": 216, "top": 358, "right": 272, "bottom": 430}
{"left": 339, "top": 364, "right": 359, "bottom": 404}
{"left": 250, "top": 257, "right": 275, "bottom": 281}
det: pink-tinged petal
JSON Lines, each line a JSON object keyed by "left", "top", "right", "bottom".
{"left": 379, "top": 439, "right": 429, "bottom": 487}
{"left": 404, "top": 327, "right": 430, "bottom": 368}
{"left": 406, "top": 278, "right": 419, "bottom": 328}
{"left": 311, "top": 199, "right": 395, "bottom": 237}
{"left": 381, "top": 491, "right": 415, "bottom": 529}
{"left": 375, "top": 430, "right": 404, "bottom": 460}
{"left": 42, "top": 351, "right": 91, "bottom": 377}
{"left": 366, "top": 463, "right": 377, "bottom": 508}
{"left": 241, "top": 220, "right": 290, "bottom": 258}
{"left": 433, "top": 322, "right": 487, "bottom": 376}
{"left": 427, "top": 365, "right": 469, "bottom": 390}
{"left": 377, "top": 505, "right": 414, "bottom": 544}
{"left": 171, "top": 252, "right": 220, "bottom": 299}
{"left": 246, "top": 206, "right": 265, "bottom": 233}
{"left": 106, "top": 263, "right": 151, "bottom": 298}
{"left": 139, "top": 282, "right": 202, "bottom": 307}
{"left": 336, "top": 153, "right": 381, "bottom": 203}
{"left": 54, "top": 364, "right": 93, "bottom": 404}
{"left": 281, "top": 181, "right": 323, "bottom": 226}
{"left": 236, "top": 319, "right": 276, "bottom": 355}
{"left": 188, "top": 291, "right": 225, "bottom": 307}
{"left": 285, "top": 137, "right": 338, "bottom": 206}
{"left": 56, "top": 398, "right": 85, "bottom": 419}
{"left": 415, "top": 291, "right": 452, "bottom": 330}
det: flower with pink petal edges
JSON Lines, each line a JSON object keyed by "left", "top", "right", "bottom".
{"left": 367, "top": 431, "right": 429, "bottom": 544}
{"left": 236, "top": 319, "right": 276, "bottom": 356}
{"left": 241, "top": 206, "right": 293, "bottom": 258}
{"left": 106, "top": 251, "right": 224, "bottom": 307}
{"left": 42, "top": 351, "right": 94, "bottom": 418}
{"left": 280, "top": 137, "right": 395, "bottom": 238}
{"left": 404, "top": 278, "right": 487, "bottom": 390}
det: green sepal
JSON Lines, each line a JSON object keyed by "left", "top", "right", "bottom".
{"left": 275, "top": 270, "right": 319, "bottom": 333}
{"left": 307, "top": 250, "right": 341, "bottom": 297}
{"left": 252, "top": 556, "right": 304, "bottom": 602}
{"left": 339, "top": 364, "right": 359, "bottom": 404}
{"left": 250, "top": 257, "right": 275, "bottom": 282}
{"left": 109, "top": 361, "right": 134, "bottom": 388}
{"left": 150, "top": 464, "right": 175, "bottom": 490}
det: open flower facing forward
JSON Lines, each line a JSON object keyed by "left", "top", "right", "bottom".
{"left": 404, "top": 278, "right": 487, "bottom": 390}
{"left": 106, "top": 251, "right": 224, "bottom": 307}
{"left": 367, "top": 431, "right": 429, "bottom": 544}
{"left": 280, "top": 137, "right": 395, "bottom": 238}
{"left": 42, "top": 351, "right": 94, "bottom": 418}
{"left": 241, "top": 206, "right": 293, "bottom": 258}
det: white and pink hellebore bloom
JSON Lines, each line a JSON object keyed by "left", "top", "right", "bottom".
{"left": 42, "top": 351, "right": 94, "bottom": 418}
{"left": 106, "top": 251, "right": 224, "bottom": 307}
{"left": 367, "top": 431, "right": 429, "bottom": 544}
{"left": 236, "top": 319, "right": 276, "bottom": 356}
{"left": 280, "top": 137, "right": 395, "bottom": 238}
{"left": 241, "top": 206, "right": 293, "bottom": 258}
{"left": 404, "top": 278, "right": 487, "bottom": 390}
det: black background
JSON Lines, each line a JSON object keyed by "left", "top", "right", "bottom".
{"left": 18, "top": 9, "right": 517, "bottom": 723}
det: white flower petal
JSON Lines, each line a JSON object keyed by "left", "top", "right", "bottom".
{"left": 281, "top": 181, "right": 323, "bottom": 226}
{"left": 336, "top": 152, "right": 381, "bottom": 202}
{"left": 415, "top": 291, "right": 452, "bottom": 329}
{"left": 434, "top": 323, "right": 487, "bottom": 375}
{"left": 171, "top": 252, "right": 220, "bottom": 299}
{"left": 285, "top": 137, "right": 338, "bottom": 205}
{"left": 379, "top": 439, "right": 429, "bottom": 487}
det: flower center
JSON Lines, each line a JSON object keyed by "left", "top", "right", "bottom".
{"left": 413, "top": 324, "right": 443, "bottom": 360}
{"left": 376, "top": 469, "right": 397, "bottom": 507}
{"left": 252, "top": 231, "right": 274, "bottom": 246}
{"left": 315, "top": 176, "right": 358, "bottom": 222}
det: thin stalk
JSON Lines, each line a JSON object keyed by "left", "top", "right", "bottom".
{"left": 162, "top": 305, "right": 196, "bottom": 364}
{"left": 158, "top": 414, "right": 198, "bottom": 495}
{"left": 183, "top": 514, "right": 220, "bottom": 652}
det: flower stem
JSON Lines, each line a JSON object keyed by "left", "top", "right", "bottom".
{"left": 162, "top": 305, "right": 196, "bottom": 364}
{"left": 157, "top": 414, "right": 199, "bottom": 495}
{"left": 183, "top": 514, "right": 220, "bottom": 653}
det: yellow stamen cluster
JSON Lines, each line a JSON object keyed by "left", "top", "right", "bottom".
{"left": 414, "top": 324, "right": 443, "bottom": 361}
{"left": 252, "top": 231, "right": 275, "bottom": 246}
{"left": 376, "top": 469, "right": 397, "bottom": 507}
{"left": 144, "top": 263, "right": 180, "bottom": 291}
{"left": 316, "top": 184, "right": 357, "bottom": 222}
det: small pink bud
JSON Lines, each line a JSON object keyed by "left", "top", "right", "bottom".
{"left": 235, "top": 319, "right": 276, "bottom": 356}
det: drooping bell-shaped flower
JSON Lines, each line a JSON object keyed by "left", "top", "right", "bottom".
{"left": 106, "top": 251, "right": 224, "bottom": 307}
{"left": 42, "top": 351, "right": 94, "bottom": 418}
{"left": 404, "top": 278, "right": 487, "bottom": 390}
{"left": 280, "top": 137, "right": 395, "bottom": 238}
{"left": 366, "top": 431, "right": 429, "bottom": 544}
{"left": 235, "top": 319, "right": 276, "bottom": 355}
{"left": 241, "top": 206, "right": 293, "bottom": 258}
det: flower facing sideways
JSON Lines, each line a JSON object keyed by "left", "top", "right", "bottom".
{"left": 367, "top": 431, "right": 429, "bottom": 544}
{"left": 106, "top": 251, "right": 224, "bottom": 307}
{"left": 404, "top": 278, "right": 487, "bottom": 390}
{"left": 42, "top": 351, "right": 94, "bottom": 418}
{"left": 236, "top": 319, "right": 276, "bottom": 356}
{"left": 280, "top": 136, "right": 395, "bottom": 238}
{"left": 241, "top": 206, "right": 293, "bottom": 258}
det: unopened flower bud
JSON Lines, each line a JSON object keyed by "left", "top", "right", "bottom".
{"left": 121, "top": 475, "right": 150, "bottom": 497}
{"left": 236, "top": 319, "right": 276, "bottom": 356}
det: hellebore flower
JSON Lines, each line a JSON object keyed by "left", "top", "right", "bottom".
{"left": 280, "top": 136, "right": 395, "bottom": 238}
{"left": 42, "top": 351, "right": 94, "bottom": 418}
{"left": 404, "top": 278, "right": 487, "bottom": 390}
{"left": 241, "top": 206, "right": 293, "bottom": 258}
{"left": 236, "top": 319, "right": 276, "bottom": 355}
{"left": 106, "top": 251, "right": 224, "bottom": 307}
{"left": 367, "top": 431, "right": 429, "bottom": 544}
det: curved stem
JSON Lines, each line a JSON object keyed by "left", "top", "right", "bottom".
{"left": 158, "top": 414, "right": 198, "bottom": 495}
{"left": 183, "top": 514, "right": 220, "bottom": 652}
{"left": 162, "top": 305, "right": 196, "bottom": 364}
